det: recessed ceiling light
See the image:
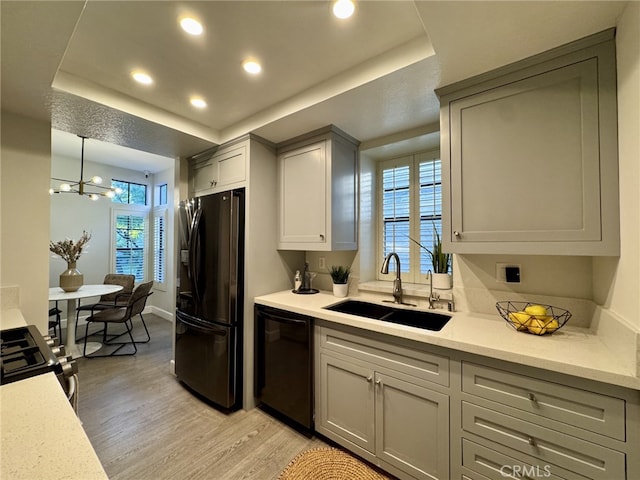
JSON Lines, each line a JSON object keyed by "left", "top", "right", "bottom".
{"left": 242, "top": 59, "right": 262, "bottom": 75}
{"left": 180, "top": 17, "right": 203, "bottom": 36}
{"left": 132, "top": 71, "right": 153, "bottom": 85}
{"left": 190, "top": 96, "right": 207, "bottom": 109}
{"left": 332, "top": 0, "right": 355, "bottom": 19}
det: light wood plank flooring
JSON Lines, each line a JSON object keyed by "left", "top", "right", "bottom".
{"left": 74, "top": 315, "right": 326, "bottom": 480}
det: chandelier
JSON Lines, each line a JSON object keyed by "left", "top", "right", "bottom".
{"left": 50, "top": 135, "right": 122, "bottom": 200}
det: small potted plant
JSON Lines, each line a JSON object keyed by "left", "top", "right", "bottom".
{"left": 328, "top": 265, "right": 351, "bottom": 298}
{"left": 408, "top": 227, "right": 452, "bottom": 289}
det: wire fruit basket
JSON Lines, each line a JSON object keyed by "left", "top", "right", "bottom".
{"left": 496, "top": 301, "right": 572, "bottom": 335}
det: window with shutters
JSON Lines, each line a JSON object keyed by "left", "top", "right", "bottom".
{"left": 153, "top": 208, "right": 167, "bottom": 288}
{"left": 377, "top": 151, "right": 445, "bottom": 284}
{"left": 112, "top": 207, "right": 148, "bottom": 282}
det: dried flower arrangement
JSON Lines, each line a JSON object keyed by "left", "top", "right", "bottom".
{"left": 49, "top": 231, "right": 91, "bottom": 264}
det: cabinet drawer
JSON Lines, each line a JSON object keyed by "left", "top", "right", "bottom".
{"left": 462, "top": 402, "right": 625, "bottom": 480}
{"left": 320, "top": 326, "right": 449, "bottom": 387}
{"left": 462, "top": 362, "right": 625, "bottom": 441}
{"left": 462, "top": 439, "right": 589, "bottom": 480}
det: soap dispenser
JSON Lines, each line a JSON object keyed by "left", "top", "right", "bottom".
{"left": 294, "top": 270, "right": 302, "bottom": 292}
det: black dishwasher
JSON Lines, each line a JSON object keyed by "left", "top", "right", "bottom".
{"left": 255, "top": 304, "right": 313, "bottom": 432}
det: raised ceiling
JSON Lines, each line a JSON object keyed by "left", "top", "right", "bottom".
{"left": 1, "top": 1, "right": 628, "bottom": 167}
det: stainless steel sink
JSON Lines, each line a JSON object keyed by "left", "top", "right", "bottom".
{"left": 324, "top": 300, "right": 451, "bottom": 331}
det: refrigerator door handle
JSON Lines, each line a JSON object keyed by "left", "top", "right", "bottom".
{"left": 228, "top": 191, "right": 241, "bottom": 324}
{"left": 177, "top": 312, "right": 227, "bottom": 336}
{"left": 189, "top": 205, "right": 203, "bottom": 303}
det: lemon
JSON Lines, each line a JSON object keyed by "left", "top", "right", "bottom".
{"left": 527, "top": 317, "right": 547, "bottom": 335}
{"left": 508, "top": 311, "right": 531, "bottom": 331}
{"left": 545, "top": 319, "right": 560, "bottom": 332}
{"left": 525, "top": 304, "right": 547, "bottom": 316}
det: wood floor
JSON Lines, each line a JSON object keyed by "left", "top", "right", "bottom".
{"left": 74, "top": 314, "right": 327, "bottom": 480}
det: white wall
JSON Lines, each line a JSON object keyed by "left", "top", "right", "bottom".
{"left": 0, "top": 112, "right": 51, "bottom": 331}
{"left": 593, "top": 1, "right": 640, "bottom": 329}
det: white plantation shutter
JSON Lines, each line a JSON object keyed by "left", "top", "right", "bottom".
{"left": 381, "top": 159, "right": 411, "bottom": 273}
{"left": 113, "top": 209, "right": 148, "bottom": 282}
{"left": 153, "top": 208, "right": 166, "bottom": 286}
{"left": 378, "top": 151, "right": 444, "bottom": 283}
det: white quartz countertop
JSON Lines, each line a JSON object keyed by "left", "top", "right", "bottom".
{"left": 255, "top": 290, "right": 640, "bottom": 391}
{"left": 1, "top": 307, "right": 107, "bottom": 479}
{"left": 0, "top": 373, "right": 108, "bottom": 480}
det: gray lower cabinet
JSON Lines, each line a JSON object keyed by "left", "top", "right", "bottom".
{"left": 457, "top": 360, "right": 636, "bottom": 480}
{"left": 315, "top": 323, "right": 450, "bottom": 480}
{"left": 311, "top": 319, "right": 640, "bottom": 480}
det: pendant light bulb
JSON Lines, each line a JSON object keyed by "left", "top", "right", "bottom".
{"left": 105, "top": 190, "right": 116, "bottom": 199}
{"left": 90, "top": 175, "right": 103, "bottom": 185}
{"left": 89, "top": 194, "right": 100, "bottom": 201}
{"left": 60, "top": 183, "right": 71, "bottom": 192}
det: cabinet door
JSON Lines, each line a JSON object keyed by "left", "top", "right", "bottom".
{"left": 318, "top": 353, "right": 375, "bottom": 453}
{"left": 450, "top": 59, "right": 599, "bottom": 245}
{"left": 440, "top": 32, "right": 618, "bottom": 255}
{"left": 376, "top": 373, "right": 450, "bottom": 480}
{"left": 216, "top": 145, "right": 246, "bottom": 187}
{"left": 191, "top": 158, "right": 217, "bottom": 194}
{"left": 278, "top": 141, "right": 327, "bottom": 247}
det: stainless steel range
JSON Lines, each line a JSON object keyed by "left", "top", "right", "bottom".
{"left": 1, "top": 325, "right": 79, "bottom": 411}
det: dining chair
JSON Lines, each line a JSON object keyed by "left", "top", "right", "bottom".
{"left": 82, "top": 281, "right": 153, "bottom": 357}
{"left": 48, "top": 302, "right": 62, "bottom": 338}
{"left": 75, "top": 273, "right": 136, "bottom": 338}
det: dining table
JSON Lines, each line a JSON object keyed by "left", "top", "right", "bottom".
{"left": 48, "top": 284, "right": 123, "bottom": 358}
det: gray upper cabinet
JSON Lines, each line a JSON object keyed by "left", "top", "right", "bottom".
{"left": 437, "top": 29, "right": 619, "bottom": 255}
{"left": 277, "top": 126, "right": 359, "bottom": 251}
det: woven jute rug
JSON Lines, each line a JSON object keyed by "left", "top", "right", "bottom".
{"left": 278, "top": 447, "right": 391, "bottom": 480}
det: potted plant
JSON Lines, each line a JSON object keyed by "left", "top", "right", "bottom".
{"left": 408, "top": 227, "right": 452, "bottom": 289}
{"left": 328, "top": 265, "right": 351, "bottom": 298}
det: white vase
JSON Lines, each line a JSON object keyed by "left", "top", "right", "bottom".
{"left": 432, "top": 273, "right": 452, "bottom": 290}
{"left": 332, "top": 283, "right": 349, "bottom": 298}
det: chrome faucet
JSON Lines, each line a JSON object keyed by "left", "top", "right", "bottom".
{"left": 426, "top": 270, "right": 440, "bottom": 309}
{"left": 381, "top": 252, "right": 404, "bottom": 304}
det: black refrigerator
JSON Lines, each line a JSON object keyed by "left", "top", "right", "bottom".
{"left": 175, "top": 189, "right": 244, "bottom": 411}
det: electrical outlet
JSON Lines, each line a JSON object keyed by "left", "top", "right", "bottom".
{"left": 319, "top": 257, "right": 325, "bottom": 269}
{"left": 496, "top": 263, "right": 521, "bottom": 283}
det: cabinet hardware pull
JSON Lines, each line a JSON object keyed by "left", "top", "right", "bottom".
{"left": 210, "top": 180, "right": 217, "bottom": 187}
{"left": 375, "top": 379, "right": 381, "bottom": 386}
{"left": 319, "top": 234, "right": 325, "bottom": 240}
{"left": 453, "top": 231, "right": 461, "bottom": 238}
{"left": 527, "top": 436, "right": 536, "bottom": 446}
{"left": 366, "top": 376, "right": 372, "bottom": 382}
{"left": 528, "top": 392, "right": 538, "bottom": 404}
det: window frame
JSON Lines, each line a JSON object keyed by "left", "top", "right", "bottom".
{"left": 111, "top": 179, "right": 148, "bottom": 206}
{"left": 377, "top": 149, "right": 442, "bottom": 284}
